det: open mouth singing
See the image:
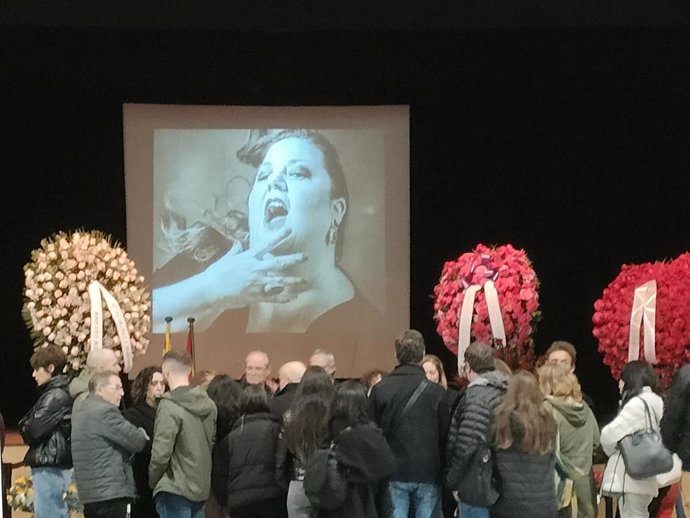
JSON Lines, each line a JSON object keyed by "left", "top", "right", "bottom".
{"left": 264, "top": 197, "right": 289, "bottom": 229}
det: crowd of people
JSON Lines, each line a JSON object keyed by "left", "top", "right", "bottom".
{"left": 10, "top": 332, "right": 690, "bottom": 518}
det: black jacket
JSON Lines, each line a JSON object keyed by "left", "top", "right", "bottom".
{"left": 316, "top": 421, "right": 396, "bottom": 518}
{"left": 370, "top": 364, "right": 449, "bottom": 483}
{"left": 19, "top": 374, "right": 72, "bottom": 468}
{"left": 491, "top": 446, "right": 557, "bottom": 518}
{"left": 270, "top": 383, "right": 299, "bottom": 420}
{"left": 124, "top": 401, "right": 158, "bottom": 518}
{"left": 661, "top": 364, "right": 690, "bottom": 470}
{"left": 445, "top": 370, "right": 507, "bottom": 490}
{"left": 212, "top": 411, "right": 284, "bottom": 510}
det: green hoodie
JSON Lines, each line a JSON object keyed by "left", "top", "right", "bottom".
{"left": 544, "top": 397, "right": 600, "bottom": 518}
{"left": 149, "top": 385, "right": 217, "bottom": 502}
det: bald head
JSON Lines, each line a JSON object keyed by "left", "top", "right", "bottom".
{"left": 86, "top": 348, "right": 120, "bottom": 374}
{"left": 278, "top": 361, "right": 307, "bottom": 390}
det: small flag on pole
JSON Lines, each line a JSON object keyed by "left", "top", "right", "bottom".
{"left": 186, "top": 317, "right": 196, "bottom": 376}
{"left": 163, "top": 316, "right": 173, "bottom": 356}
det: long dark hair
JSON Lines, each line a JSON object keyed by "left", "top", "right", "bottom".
{"left": 494, "top": 370, "right": 556, "bottom": 455}
{"left": 328, "top": 380, "right": 371, "bottom": 437}
{"left": 284, "top": 366, "right": 334, "bottom": 462}
{"left": 207, "top": 374, "right": 243, "bottom": 439}
{"left": 239, "top": 384, "right": 270, "bottom": 415}
{"left": 130, "top": 366, "right": 162, "bottom": 406}
{"left": 620, "top": 360, "right": 660, "bottom": 408}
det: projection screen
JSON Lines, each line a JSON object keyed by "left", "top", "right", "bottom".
{"left": 123, "top": 104, "right": 409, "bottom": 379}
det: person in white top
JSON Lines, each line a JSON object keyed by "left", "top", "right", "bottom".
{"left": 600, "top": 361, "right": 663, "bottom": 518}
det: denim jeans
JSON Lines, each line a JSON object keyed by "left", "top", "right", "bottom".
{"left": 155, "top": 492, "right": 205, "bottom": 518}
{"left": 31, "top": 466, "right": 71, "bottom": 518}
{"left": 389, "top": 480, "right": 441, "bottom": 518}
{"left": 458, "top": 501, "right": 489, "bottom": 518}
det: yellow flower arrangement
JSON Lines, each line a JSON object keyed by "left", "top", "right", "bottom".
{"left": 6, "top": 473, "right": 83, "bottom": 513}
{"left": 6, "top": 475, "right": 33, "bottom": 512}
{"left": 22, "top": 229, "right": 151, "bottom": 374}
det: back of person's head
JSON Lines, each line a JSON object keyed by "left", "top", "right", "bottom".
{"left": 86, "top": 347, "right": 118, "bottom": 373}
{"left": 294, "top": 366, "right": 335, "bottom": 400}
{"left": 538, "top": 363, "right": 582, "bottom": 402}
{"left": 285, "top": 366, "right": 333, "bottom": 461}
{"left": 207, "top": 374, "right": 243, "bottom": 439}
{"left": 190, "top": 369, "right": 216, "bottom": 389}
{"left": 328, "top": 380, "right": 371, "bottom": 436}
{"left": 395, "top": 329, "right": 425, "bottom": 365}
{"left": 130, "top": 365, "right": 163, "bottom": 405}
{"left": 493, "top": 358, "right": 513, "bottom": 378}
{"left": 88, "top": 371, "right": 118, "bottom": 393}
{"left": 30, "top": 345, "right": 67, "bottom": 374}
{"left": 465, "top": 342, "right": 495, "bottom": 374}
{"left": 162, "top": 351, "right": 192, "bottom": 375}
{"left": 620, "top": 360, "right": 660, "bottom": 407}
{"left": 494, "top": 370, "right": 556, "bottom": 455}
{"left": 278, "top": 361, "right": 307, "bottom": 390}
{"left": 239, "top": 384, "right": 269, "bottom": 415}
{"left": 361, "top": 369, "right": 387, "bottom": 390}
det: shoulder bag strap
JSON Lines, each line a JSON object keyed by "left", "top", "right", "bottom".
{"left": 390, "top": 380, "right": 429, "bottom": 436}
{"left": 637, "top": 396, "right": 655, "bottom": 431}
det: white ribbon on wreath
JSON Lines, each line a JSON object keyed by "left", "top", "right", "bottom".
{"left": 628, "top": 280, "right": 657, "bottom": 364}
{"left": 457, "top": 280, "right": 507, "bottom": 372}
{"left": 88, "top": 280, "right": 134, "bottom": 373}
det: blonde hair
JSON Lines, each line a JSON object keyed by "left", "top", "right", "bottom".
{"left": 538, "top": 362, "right": 582, "bottom": 403}
{"left": 422, "top": 354, "right": 448, "bottom": 389}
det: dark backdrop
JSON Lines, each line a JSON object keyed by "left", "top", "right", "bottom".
{"left": 1, "top": 3, "right": 689, "bottom": 426}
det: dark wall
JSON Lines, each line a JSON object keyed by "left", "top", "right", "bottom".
{"left": 1, "top": 16, "right": 688, "bottom": 425}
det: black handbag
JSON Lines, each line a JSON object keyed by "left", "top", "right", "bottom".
{"left": 304, "top": 429, "right": 350, "bottom": 510}
{"left": 618, "top": 396, "right": 673, "bottom": 480}
{"left": 456, "top": 445, "right": 499, "bottom": 507}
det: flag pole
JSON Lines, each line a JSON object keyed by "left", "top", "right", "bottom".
{"left": 163, "top": 316, "right": 173, "bottom": 357}
{"left": 187, "top": 317, "right": 196, "bottom": 376}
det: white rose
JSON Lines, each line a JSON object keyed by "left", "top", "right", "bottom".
{"left": 43, "top": 327, "right": 51, "bottom": 336}
{"left": 48, "top": 333, "right": 56, "bottom": 342}
{"left": 113, "top": 271, "right": 120, "bottom": 281}
{"left": 76, "top": 271, "right": 84, "bottom": 280}
{"left": 77, "top": 332, "right": 87, "bottom": 343}
{"left": 65, "top": 335, "right": 72, "bottom": 346}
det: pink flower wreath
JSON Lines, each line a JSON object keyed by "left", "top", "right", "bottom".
{"left": 592, "top": 253, "right": 690, "bottom": 389}
{"left": 433, "top": 243, "right": 541, "bottom": 371}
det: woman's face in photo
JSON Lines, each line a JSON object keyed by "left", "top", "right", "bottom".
{"left": 248, "top": 137, "right": 344, "bottom": 255}
{"left": 423, "top": 361, "right": 440, "bottom": 384}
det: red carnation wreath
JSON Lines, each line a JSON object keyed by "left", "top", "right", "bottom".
{"left": 433, "top": 243, "right": 541, "bottom": 371}
{"left": 592, "top": 254, "right": 690, "bottom": 388}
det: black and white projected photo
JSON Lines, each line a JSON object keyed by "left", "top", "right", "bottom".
{"left": 124, "top": 105, "right": 410, "bottom": 378}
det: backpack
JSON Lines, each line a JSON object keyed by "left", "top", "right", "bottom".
{"left": 303, "top": 443, "right": 348, "bottom": 510}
